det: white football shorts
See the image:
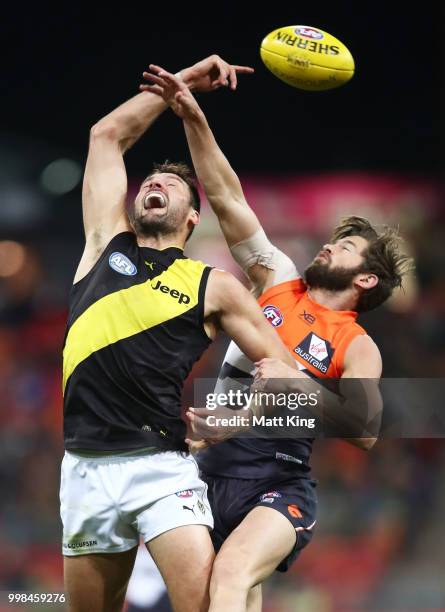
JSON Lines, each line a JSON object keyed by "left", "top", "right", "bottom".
{"left": 60, "top": 449, "right": 213, "bottom": 556}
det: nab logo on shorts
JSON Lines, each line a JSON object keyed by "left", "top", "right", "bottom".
{"left": 109, "top": 252, "right": 137, "bottom": 276}
{"left": 263, "top": 304, "right": 284, "bottom": 327}
{"left": 294, "top": 332, "right": 334, "bottom": 374}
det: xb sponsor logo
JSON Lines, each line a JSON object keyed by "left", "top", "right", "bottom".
{"left": 299, "top": 310, "right": 316, "bottom": 325}
{"left": 109, "top": 252, "right": 137, "bottom": 276}
{"left": 263, "top": 304, "right": 284, "bottom": 327}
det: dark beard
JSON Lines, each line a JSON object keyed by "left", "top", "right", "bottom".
{"left": 133, "top": 208, "right": 186, "bottom": 238}
{"left": 304, "top": 261, "right": 364, "bottom": 292}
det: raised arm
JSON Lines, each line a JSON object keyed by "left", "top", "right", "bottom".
{"left": 75, "top": 56, "right": 255, "bottom": 284}
{"left": 78, "top": 91, "right": 165, "bottom": 283}
{"left": 142, "top": 68, "right": 299, "bottom": 295}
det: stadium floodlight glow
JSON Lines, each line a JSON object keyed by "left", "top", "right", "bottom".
{"left": 41, "top": 158, "right": 82, "bottom": 195}
{"left": 0, "top": 241, "right": 26, "bottom": 277}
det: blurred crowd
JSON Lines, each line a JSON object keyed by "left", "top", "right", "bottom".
{"left": 0, "top": 173, "right": 444, "bottom": 611}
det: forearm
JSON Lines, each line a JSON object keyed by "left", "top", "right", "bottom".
{"left": 92, "top": 91, "right": 168, "bottom": 153}
{"left": 254, "top": 373, "right": 382, "bottom": 440}
{"left": 184, "top": 112, "right": 246, "bottom": 213}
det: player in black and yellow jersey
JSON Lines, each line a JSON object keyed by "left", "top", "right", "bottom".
{"left": 60, "top": 55, "right": 296, "bottom": 612}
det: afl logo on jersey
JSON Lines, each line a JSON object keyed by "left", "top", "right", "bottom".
{"left": 109, "top": 252, "right": 137, "bottom": 276}
{"left": 263, "top": 304, "right": 284, "bottom": 327}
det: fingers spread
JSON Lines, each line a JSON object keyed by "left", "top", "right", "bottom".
{"left": 139, "top": 84, "right": 164, "bottom": 95}
{"left": 149, "top": 64, "right": 177, "bottom": 83}
{"left": 142, "top": 72, "right": 167, "bottom": 87}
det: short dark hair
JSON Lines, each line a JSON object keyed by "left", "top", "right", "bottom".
{"left": 331, "top": 215, "right": 414, "bottom": 312}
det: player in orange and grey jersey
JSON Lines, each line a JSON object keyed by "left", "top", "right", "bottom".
{"left": 142, "top": 67, "right": 412, "bottom": 612}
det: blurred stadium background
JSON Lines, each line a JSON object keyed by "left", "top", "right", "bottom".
{"left": 1, "top": 5, "right": 443, "bottom": 611}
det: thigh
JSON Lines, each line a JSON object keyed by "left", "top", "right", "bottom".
{"left": 256, "top": 480, "right": 317, "bottom": 571}
{"left": 215, "top": 506, "right": 296, "bottom": 585}
{"left": 64, "top": 548, "right": 137, "bottom": 612}
{"left": 147, "top": 524, "right": 215, "bottom": 612}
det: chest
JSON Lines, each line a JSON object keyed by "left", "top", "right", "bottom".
{"left": 261, "top": 294, "right": 343, "bottom": 377}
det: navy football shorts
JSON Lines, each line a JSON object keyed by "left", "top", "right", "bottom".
{"left": 202, "top": 474, "right": 317, "bottom": 572}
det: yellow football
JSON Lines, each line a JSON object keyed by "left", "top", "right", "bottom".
{"left": 260, "top": 25, "right": 355, "bottom": 91}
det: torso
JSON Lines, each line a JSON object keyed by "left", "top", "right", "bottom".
{"left": 198, "top": 278, "right": 367, "bottom": 480}
{"left": 63, "top": 232, "right": 212, "bottom": 452}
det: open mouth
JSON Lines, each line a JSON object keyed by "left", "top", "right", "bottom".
{"left": 143, "top": 192, "right": 168, "bottom": 210}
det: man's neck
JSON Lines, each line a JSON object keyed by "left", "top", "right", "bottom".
{"left": 135, "top": 233, "right": 185, "bottom": 251}
{"left": 307, "top": 287, "right": 357, "bottom": 312}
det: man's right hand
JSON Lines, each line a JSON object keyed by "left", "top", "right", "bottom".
{"left": 140, "top": 55, "right": 254, "bottom": 95}
{"left": 140, "top": 66, "right": 204, "bottom": 121}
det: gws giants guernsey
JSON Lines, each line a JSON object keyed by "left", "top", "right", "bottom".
{"left": 198, "top": 278, "right": 367, "bottom": 479}
{"left": 63, "top": 232, "right": 211, "bottom": 452}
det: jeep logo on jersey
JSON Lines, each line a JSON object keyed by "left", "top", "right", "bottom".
{"left": 151, "top": 279, "right": 190, "bottom": 304}
{"left": 109, "top": 252, "right": 137, "bottom": 276}
{"left": 294, "top": 332, "right": 334, "bottom": 374}
{"left": 263, "top": 304, "right": 283, "bottom": 327}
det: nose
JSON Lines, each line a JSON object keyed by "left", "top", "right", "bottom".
{"left": 147, "top": 179, "right": 163, "bottom": 190}
{"left": 323, "top": 244, "right": 333, "bottom": 253}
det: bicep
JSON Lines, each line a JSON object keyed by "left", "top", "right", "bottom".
{"left": 342, "top": 335, "right": 382, "bottom": 379}
{"left": 209, "top": 272, "right": 294, "bottom": 367}
{"left": 340, "top": 335, "right": 383, "bottom": 441}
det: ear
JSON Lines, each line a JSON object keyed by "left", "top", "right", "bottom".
{"left": 188, "top": 209, "right": 200, "bottom": 229}
{"left": 354, "top": 273, "right": 378, "bottom": 290}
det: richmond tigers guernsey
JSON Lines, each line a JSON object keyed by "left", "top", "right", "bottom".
{"left": 63, "top": 232, "right": 212, "bottom": 452}
{"left": 198, "top": 278, "right": 367, "bottom": 480}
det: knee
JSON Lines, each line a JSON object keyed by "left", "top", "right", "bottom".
{"left": 211, "top": 549, "right": 254, "bottom": 592}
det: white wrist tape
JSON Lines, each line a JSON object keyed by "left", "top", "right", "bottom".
{"left": 230, "top": 228, "right": 300, "bottom": 286}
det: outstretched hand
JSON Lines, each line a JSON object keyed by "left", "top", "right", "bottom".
{"left": 141, "top": 54, "right": 254, "bottom": 94}
{"left": 140, "top": 66, "right": 201, "bottom": 120}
